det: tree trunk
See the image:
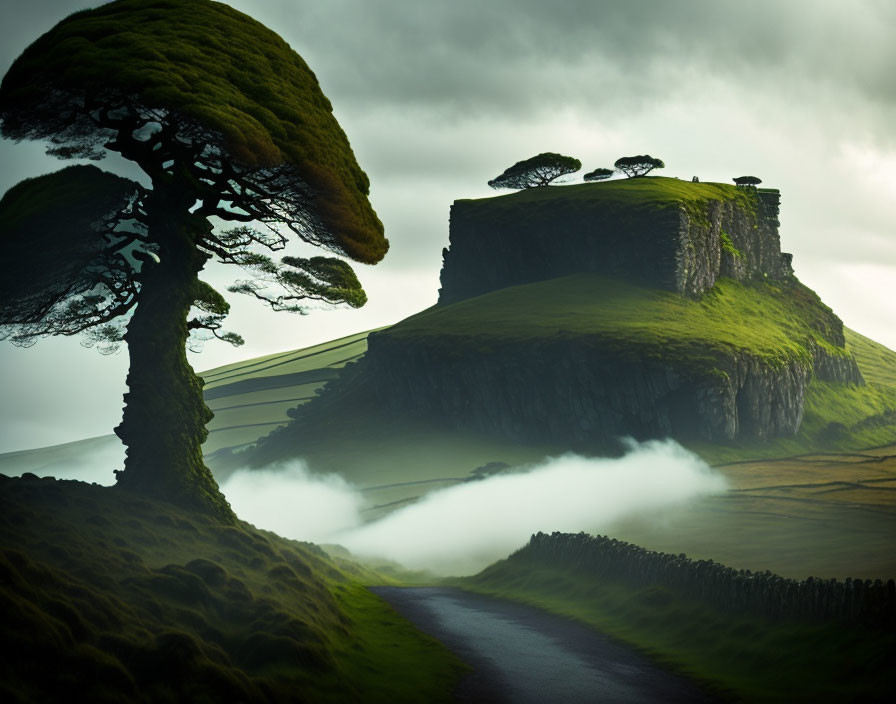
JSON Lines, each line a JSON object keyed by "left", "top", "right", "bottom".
{"left": 113, "top": 183, "right": 234, "bottom": 521}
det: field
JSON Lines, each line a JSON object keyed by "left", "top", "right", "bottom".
{"left": 608, "top": 447, "right": 896, "bottom": 579}
{"left": 201, "top": 329, "right": 374, "bottom": 455}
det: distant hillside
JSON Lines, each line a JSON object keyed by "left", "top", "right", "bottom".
{"left": 846, "top": 327, "right": 896, "bottom": 388}
{"left": 0, "top": 331, "right": 373, "bottom": 481}
{"left": 200, "top": 330, "right": 374, "bottom": 455}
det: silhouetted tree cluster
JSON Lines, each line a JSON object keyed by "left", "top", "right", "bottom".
{"left": 488, "top": 152, "right": 582, "bottom": 189}
{"left": 733, "top": 176, "right": 763, "bottom": 187}
{"left": 490, "top": 153, "right": 676, "bottom": 189}
{"left": 583, "top": 167, "right": 614, "bottom": 182}
{"left": 0, "top": 0, "right": 387, "bottom": 519}
{"left": 614, "top": 155, "right": 666, "bottom": 178}
{"left": 520, "top": 532, "right": 896, "bottom": 630}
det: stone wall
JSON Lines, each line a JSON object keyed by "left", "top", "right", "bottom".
{"left": 514, "top": 532, "right": 895, "bottom": 629}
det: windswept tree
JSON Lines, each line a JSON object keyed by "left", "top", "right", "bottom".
{"left": 733, "top": 176, "right": 762, "bottom": 187}
{"left": 583, "top": 167, "right": 614, "bottom": 182}
{"left": 614, "top": 155, "right": 665, "bottom": 178}
{"left": 0, "top": 0, "right": 387, "bottom": 520}
{"left": 488, "top": 152, "right": 581, "bottom": 190}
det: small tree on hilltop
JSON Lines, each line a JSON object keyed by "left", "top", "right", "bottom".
{"left": 583, "top": 167, "right": 614, "bottom": 182}
{"left": 488, "top": 152, "right": 581, "bottom": 190}
{"left": 733, "top": 176, "right": 762, "bottom": 187}
{"left": 0, "top": 0, "right": 387, "bottom": 520}
{"left": 614, "top": 155, "right": 665, "bottom": 178}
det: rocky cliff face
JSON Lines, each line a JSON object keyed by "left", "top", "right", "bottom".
{"left": 360, "top": 333, "right": 859, "bottom": 445}
{"left": 440, "top": 185, "right": 792, "bottom": 304}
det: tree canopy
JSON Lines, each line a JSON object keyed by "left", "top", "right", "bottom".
{"left": 488, "top": 152, "right": 581, "bottom": 190}
{"left": 0, "top": 0, "right": 387, "bottom": 263}
{"left": 0, "top": 0, "right": 386, "bottom": 519}
{"left": 733, "top": 176, "right": 762, "bottom": 187}
{"left": 614, "top": 155, "right": 665, "bottom": 178}
{"left": 0, "top": 165, "right": 145, "bottom": 350}
{"left": 583, "top": 167, "right": 614, "bottom": 182}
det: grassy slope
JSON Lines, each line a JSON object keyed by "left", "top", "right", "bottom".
{"left": 460, "top": 549, "right": 895, "bottom": 703}
{"left": 846, "top": 327, "right": 896, "bottom": 388}
{"left": 385, "top": 273, "right": 847, "bottom": 373}
{"left": 0, "top": 475, "right": 461, "bottom": 703}
{"left": 0, "top": 331, "right": 373, "bottom": 474}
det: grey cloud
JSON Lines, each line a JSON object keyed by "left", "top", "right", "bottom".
{"left": 5, "top": 1, "right": 895, "bottom": 121}
{"left": 233, "top": 0, "right": 896, "bottom": 125}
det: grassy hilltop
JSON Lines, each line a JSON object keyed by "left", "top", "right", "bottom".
{"left": 453, "top": 175, "right": 759, "bottom": 221}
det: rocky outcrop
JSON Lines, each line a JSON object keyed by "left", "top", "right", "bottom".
{"left": 439, "top": 184, "right": 793, "bottom": 304}
{"left": 360, "top": 333, "right": 858, "bottom": 445}
{"left": 813, "top": 343, "right": 865, "bottom": 385}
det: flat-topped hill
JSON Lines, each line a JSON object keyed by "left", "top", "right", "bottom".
{"left": 440, "top": 177, "right": 789, "bottom": 303}
{"left": 219, "top": 177, "right": 896, "bottom": 456}
{"left": 243, "top": 177, "right": 890, "bottom": 451}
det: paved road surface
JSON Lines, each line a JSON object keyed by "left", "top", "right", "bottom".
{"left": 371, "top": 586, "right": 716, "bottom": 703}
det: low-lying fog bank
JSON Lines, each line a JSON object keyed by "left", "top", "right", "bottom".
{"left": 1, "top": 436, "right": 726, "bottom": 575}
{"left": 223, "top": 439, "right": 727, "bottom": 575}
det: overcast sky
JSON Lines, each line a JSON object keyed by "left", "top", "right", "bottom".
{"left": 1, "top": 0, "right": 894, "bottom": 452}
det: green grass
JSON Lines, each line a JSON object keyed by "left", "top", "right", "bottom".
{"left": 460, "top": 549, "right": 896, "bottom": 702}
{"left": 846, "top": 327, "right": 896, "bottom": 388}
{"left": 456, "top": 176, "right": 757, "bottom": 218}
{"left": 201, "top": 330, "right": 374, "bottom": 390}
{"left": 380, "top": 273, "right": 893, "bottom": 464}
{"left": 0, "top": 474, "right": 461, "bottom": 703}
{"left": 385, "top": 273, "right": 847, "bottom": 373}
{"left": 199, "top": 331, "right": 373, "bottom": 455}
{"left": 690, "top": 381, "right": 896, "bottom": 464}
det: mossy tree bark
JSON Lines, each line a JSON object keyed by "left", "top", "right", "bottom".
{"left": 113, "top": 179, "right": 234, "bottom": 521}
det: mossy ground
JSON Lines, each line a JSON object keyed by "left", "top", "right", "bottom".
{"left": 0, "top": 474, "right": 461, "bottom": 703}
{"left": 458, "top": 552, "right": 896, "bottom": 703}
{"left": 385, "top": 272, "right": 848, "bottom": 373}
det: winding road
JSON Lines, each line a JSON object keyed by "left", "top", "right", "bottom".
{"left": 371, "top": 587, "right": 716, "bottom": 703}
